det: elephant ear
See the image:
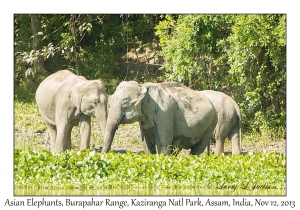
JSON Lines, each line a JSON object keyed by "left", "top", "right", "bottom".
{"left": 131, "top": 86, "right": 147, "bottom": 115}
{"left": 69, "top": 84, "right": 84, "bottom": 115}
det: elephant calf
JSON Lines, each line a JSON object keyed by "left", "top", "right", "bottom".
{"left": 101, "top": 81, "right": 217, "bottom": 155}
{"left": 36, "top": 70, "right": 108, "bottom": 152}
{"left": 200, "top": 90, "right": 242, "bottom": 155}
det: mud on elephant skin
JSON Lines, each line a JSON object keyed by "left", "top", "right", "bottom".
{"left": 200, "top": 90, "right": 242, "bottom": 155}
{"left": 36, "top": 70, "right": 108, "bottom": 152}
{"left": 101, "top": 81, "right": 217, "bottom": 155}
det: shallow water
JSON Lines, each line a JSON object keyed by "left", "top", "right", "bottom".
{"left": 15, "top": 188, "right": 285, "bottom": 196}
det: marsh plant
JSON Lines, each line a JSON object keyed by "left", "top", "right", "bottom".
{"left": 14, "top": 149, "right": 285, "bottom": 190}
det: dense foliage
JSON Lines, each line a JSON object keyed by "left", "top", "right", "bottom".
{"left": 14, "top": 14, "right": 286, "bottom": 137}
{"left": 14, "top": 14, "right": 162, "bottom": 93}
{"left": 14, "top": 149, "right": 285, "bottom": 190}
{"left": 155, "top": 14, "right": 286, "bottom": 134}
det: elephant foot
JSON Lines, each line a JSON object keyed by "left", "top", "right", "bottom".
{"left": 214, "top": 141, "right": 224, "bottom": 154}
{"left": 232, "top": 148, "right": 241, "bottom": 155}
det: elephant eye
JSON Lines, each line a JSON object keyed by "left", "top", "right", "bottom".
{"left": 93, "top": 99, "right": 99, "bottom": 104}
{"left": 122, "top": 99, "right": 131, "bottom": 108}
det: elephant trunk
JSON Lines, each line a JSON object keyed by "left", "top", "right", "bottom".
{"left": 94, "top": 103, "right": 107, "bottom": 139}
{"left": 98, "top": 113, "right": 107, "bottom": 139}
{"left": 101, "top": 109, "right": 122, "bottom": 153}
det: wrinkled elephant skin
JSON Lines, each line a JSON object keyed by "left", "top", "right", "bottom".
{"left": 36, "top": 70, "right": 108, "bottom": 152}
{"left": 200, "top": 90, "right": 242, "bottom": 155}
{"left": 102, "top": 81, "right": 217, "bottom": 155}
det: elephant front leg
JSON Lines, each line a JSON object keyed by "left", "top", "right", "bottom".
{"left": 79, "top": 116, "right": 91, "bottom": 150}
{"left": 64, "top": 127, "right": 72, "bottom": 150}
{"left": 142, "top": 134, "right": 157, "bottom": 154}
{"left": 140, "top": 126, "right": 156, "bottom": 154}
{"left": 155, "top": 122, "right": 174, "bottom": 155}
{"left": 55, "top": 123, "right": 71, "bottom": 152}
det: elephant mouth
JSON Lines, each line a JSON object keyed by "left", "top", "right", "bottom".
{"left": 122, "top": 110, "right": 139, "bottom": 124}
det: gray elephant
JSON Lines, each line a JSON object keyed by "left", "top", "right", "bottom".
{"left": 200, "top": 90, "right": 242, "bottom": 155}
{"left": 35, "top": 70, "right": 108, "bottom": 152}
{"left": 101, "top": 81, "right": 217, "bottom": 155}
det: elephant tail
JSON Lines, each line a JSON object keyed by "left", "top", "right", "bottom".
{"left": 236, "top": 105, "right": 242, "bottom": 151}
{"left": 239, "top": 121, "right": 242, "bottom": 151}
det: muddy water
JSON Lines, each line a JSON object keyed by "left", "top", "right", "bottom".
{"left": 15, "top": 188, "right": 285, "bottom": 196}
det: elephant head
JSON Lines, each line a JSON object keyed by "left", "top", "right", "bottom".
{"left": 101, "top": 81, "right": 147, "bottom": 152}
{"left": 70, "top": 80, "right": 108, "bottom": 136}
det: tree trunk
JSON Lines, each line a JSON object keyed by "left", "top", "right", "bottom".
{"left": 270, "top": 93, "right": 281, "bottom": 114}
{"left": 70, "top": 14, "right": 79, "bottom": 75}
{"left": 31, "top": 14, "right": 46, "bottom": 74}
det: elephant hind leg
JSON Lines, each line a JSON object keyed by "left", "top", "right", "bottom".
{"left": 190, "top": 134, "right": 211, "bottom": 155}
{"left": 191, "top": 119, "right": 218, "bottom": 155}
{"left": 229, "top": 127, "right": 241, "bottom": 155}
{"left": 45, "top": 122, "right": 57, "bottom": 151}
{"left": 214, "top": 136, "right": 226, "bottom": 154}
{"left": 190, "top": 138, "right": 206, "bottom": 155}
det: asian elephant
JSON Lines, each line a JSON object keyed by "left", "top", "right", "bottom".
{"left": 200, "top": 90, "right": 242, "bottom": 155}
{"left": 101, "top": 81, "right": 217, "bottom": 155}
{"left": 35, "top": 70, "right": 108, "bottom": 152}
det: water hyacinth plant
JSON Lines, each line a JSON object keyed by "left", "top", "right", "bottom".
{"left": 14, "top": 149, "right": 286, "bottom": 191}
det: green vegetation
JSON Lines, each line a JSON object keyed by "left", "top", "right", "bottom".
{"left": 15, "top": 149, "right": 285, "bottom": 190}
{"left": 14, "top": 14, "right": 286, "bottom": 137}
{"left": 14, "top": 93, "right": 286, "bottom": 191}
{"left": 14, "top": 14, "right": 286, "bottom": 193}
{"left": 155, "top": 14, "right": 286, "bottom": 135}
